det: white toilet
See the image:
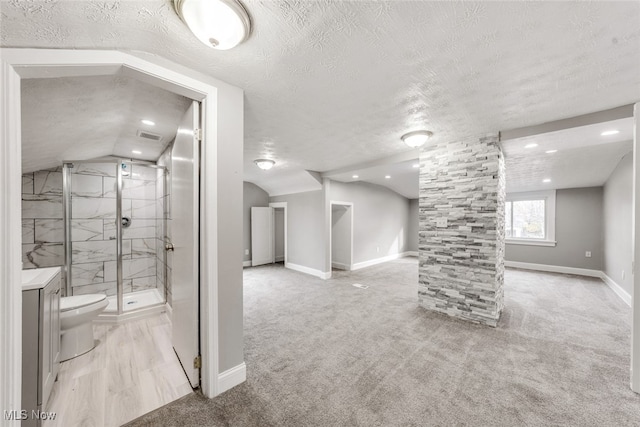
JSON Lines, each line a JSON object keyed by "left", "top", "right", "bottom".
{"left": 60, "top": 294, "right": 109, "bottom": 362}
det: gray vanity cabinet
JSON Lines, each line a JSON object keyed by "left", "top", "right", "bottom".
{"left": 22, "top": 268, "right": 61, "bottom": 426}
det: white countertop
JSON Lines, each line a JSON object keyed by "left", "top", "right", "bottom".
{"left": 21, "top": 267, "right": 61, "bottom": 291}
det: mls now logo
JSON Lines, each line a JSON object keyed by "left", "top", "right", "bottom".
{"left": 4, "top": 410, "right": 57, "bottom": 420}
{"left": 3, "top": 410, "right": 27, "bottom": 420}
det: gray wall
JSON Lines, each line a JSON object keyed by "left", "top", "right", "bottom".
{"left": 603, "top": 153, "right": 633, "bottom": 294}
{"left": 243, "top": 182, "right": 269, "bottom": 263}
{"left": 506, "top": 187, "right": 604, "bottom": 270}
{"left": 329, "top": 181, "right": 411, "bottom": 264}
{"left": 408, "top": 198, "right": 419, "bottom": 252}
{"left": 270, "top": 190, "right": 325, "bottom": 272}
{"left": 211, "top": 78, "right": 245, "bottom": 374}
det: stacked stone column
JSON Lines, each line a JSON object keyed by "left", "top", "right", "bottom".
{"left": 418, "top": 134, "right": 505, "bottom": 327}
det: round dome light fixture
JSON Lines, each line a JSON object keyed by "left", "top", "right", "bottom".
{"left": 174, "top": 0, "right": 251, "bottom": 50}
{"left": 401, "top": 130, "right": 433, "bottom": 148}
{"left": 254, "top": 159, "right": 275, "bottom": 170}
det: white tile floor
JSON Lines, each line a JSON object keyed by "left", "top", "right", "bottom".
{"left": 44, "top": 313, "right": 192, "bottom": 427}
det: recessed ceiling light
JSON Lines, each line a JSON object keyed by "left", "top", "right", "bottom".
{"left": 543, "top": 178, "right": 551, "bottom": 183}
{"left": 352, "top": 175, "right": 359, "bottom": 179}
{"left": 601, "top": 130, "right": 620, "bottom": 136}
{"left": 525, "top": 143, "right": 538, "bottom": 149}
{"left": 254, "top": 159, "right": 275, "bottom": 170}
{"left": 141, "top": 119, "right": 155, "bottom": 126}
{"left": 385, "top": 175, "right": 391, "bottom": 179}
{"left": 545, "top": 150, "right": 557, "bottom": 154}
{"left": 412, "top": 163, "right": 419, "bottom": 168}
{"left": 174, "top": 0, "right": 252, "bottom": 50}
{"left": 132, "top": 150, "right": 142, "bottom": 155}
{"left": 401, "top": 130, "right": 433, "bottom": 148}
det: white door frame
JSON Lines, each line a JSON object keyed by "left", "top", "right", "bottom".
{"left": 0, "top": 49, "right": 242, "bottom": 413}
{"left": 632, "top": 102, "right": 639, "bottom": 393}
{"left": 269, "top": 202, "right": 288, "bottom": 266}
{"left": 329, "top": 201, "right": 354, "bottom": 272}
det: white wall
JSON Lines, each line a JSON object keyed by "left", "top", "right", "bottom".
{"left": 505, "top": 187, "right": 604, "bottom": 270}
{"left": 243, "top": 182, "right": 269, "bottom": 264}
{"left": 270, "top": 191, "right": 325, "bottom": 272}
{"left": 329, "top": 181, "right": 410, "bottom": 264}
{"left": 603, "top": 153, "right": 633, "bottom": 294}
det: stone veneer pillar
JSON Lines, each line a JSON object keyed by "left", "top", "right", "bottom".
{"left": 418, "top": 134, "right": 505, "bottom": 327}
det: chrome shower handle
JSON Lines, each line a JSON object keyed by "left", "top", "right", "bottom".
{"left": 165, "top": 242, "right": 175, "bottom": 252}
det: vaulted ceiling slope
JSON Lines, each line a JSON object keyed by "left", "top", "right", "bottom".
{"left": 3, "top": 1, "right": 640, "bottom": 194}
{"left": 21, "top": 75, "right": 191, "bottom": 173}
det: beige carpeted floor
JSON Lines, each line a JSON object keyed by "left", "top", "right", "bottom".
{"left": 127, "top": 257, "right": 640, "bottom": 426}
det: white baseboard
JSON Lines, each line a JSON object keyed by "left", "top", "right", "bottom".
{"left": 242, "top": 260, "right": 252, "bottom": 267}
{"left": 286, "top": 262, "right": 331, "bottom": 279}
{"left": 504, "top": 260, "right": 631, "bottom": 307}
{"left": 165, "top": 302, "right": 173, "bottom": 320}
{"left": 217, "top": 362, "right": 246, "bottom": 395}
{"left": 600, "top": 272, "right": 632, "bottom": 307}
{"left": 352, "top": 252, "right": 414, "bottom": 271}
{"left": 275, "top": 255, "right": 285, "bottom": 262}
{"left": 331, "top": 261, "right": 351, "bottom": 271}
{"left": 405, "top": 251, "right": 418, "bottom": 257}
{"left": 504, "top": 261, "right": 601, "bottom": 278}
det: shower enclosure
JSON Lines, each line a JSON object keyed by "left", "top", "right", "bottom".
{"left": 62, "top": 159, "right": 168, "bottom": 319}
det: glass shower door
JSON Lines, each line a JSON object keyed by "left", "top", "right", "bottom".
{"left": 120, "top": 162, "right": 166, "bottom": 311}
{"left": 64, "top": 160, "right": 167, "bottom": 315}
{"left": 65, "top": 162, "right": 119, "bottom": 310}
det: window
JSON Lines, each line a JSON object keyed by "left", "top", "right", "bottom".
{"left": 505, "top": 190, "right": 556, "bottom": 246}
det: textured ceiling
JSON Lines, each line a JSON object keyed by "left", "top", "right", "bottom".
{"left": 3, "top": 1, "right": 640, "bottom": 195}
{"left": 501, "top": 118, "right": 633, "bottom": 193}
{"left": 21, "top": 74, "right": 191, "bottom": 173}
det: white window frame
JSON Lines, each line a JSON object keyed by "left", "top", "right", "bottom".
{"left": 505, "top": 190, "right": 556, "bottom": 247}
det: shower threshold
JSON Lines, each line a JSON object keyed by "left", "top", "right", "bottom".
{"left": 97, "top": 288, "right": 166, "bottom": 324}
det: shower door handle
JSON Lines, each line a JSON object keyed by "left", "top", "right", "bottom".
{"left": 165, "top": 242, "right": 175, "bottom": 252}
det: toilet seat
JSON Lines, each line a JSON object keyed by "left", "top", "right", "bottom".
{"left": 61, "top": 294, "right": 107, "bottom": 312}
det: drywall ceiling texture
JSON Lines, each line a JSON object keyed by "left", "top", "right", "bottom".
{"left": 21, "top": 75, "right": 192, "bottom": 173}
{"left": 2, "top": 1, "right": 640, "bottom": 195}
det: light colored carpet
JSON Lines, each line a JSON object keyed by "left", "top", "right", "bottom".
{"left": 127, "top": 258, "right": 640, "bottom": 426}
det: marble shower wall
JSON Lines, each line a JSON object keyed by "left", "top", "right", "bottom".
{"left": 22, "top": 168, "right": 65, "bottom": 276}
{"left": 417, "top": 134, "right": 505, "bottom": 327}
{"left": 22, "top": 162, "right": 166, "bottom": 299}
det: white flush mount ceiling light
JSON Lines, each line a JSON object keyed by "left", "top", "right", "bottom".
{"left": 545, "top": 150, "right": 557, "bottom": 154}
{"left": 401, "top": 130, "right": 433, "bottom": 148}
{"left": 525, "top": 143, "right": 538, "bottom": 149}
{"left": 174, "top": 0, "right": 251, "bottom": 50}
{"left": 141, "top": 119, "right": 155, "bottom": 126}
{"left": 543, "top": 178, "right": 551, "bottom": 183}
{"left": 352, "top": 175, "right": 359, "bottom": 179}
{"left": 601, "top": 130, "right": 620, "bottom": 136}
{"left": 132, "top": 150, "right": 142, "bottom": 155}
{"left": 254, "top": 159, "right": 275, "bottom": 170}
{"left": 385, "top": 175, "right": 391, "bottom": 179}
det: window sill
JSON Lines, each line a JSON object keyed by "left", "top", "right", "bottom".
{"left": 506, "top": 239, "right": 557, "bottom": 247}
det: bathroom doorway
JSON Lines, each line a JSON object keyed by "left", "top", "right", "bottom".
{"left": 18, "top": 72, "right": 201, "bottom": 422}
{"left": 2, "top": 50, "right": 245, "bottom": 417}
